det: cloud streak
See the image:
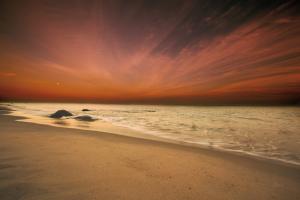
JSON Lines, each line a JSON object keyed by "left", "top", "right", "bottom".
{"left": 0, "top": 0, "right": 299, "bottom": 104}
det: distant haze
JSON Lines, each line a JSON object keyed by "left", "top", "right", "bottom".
{"left": 0, "top": 0, "right": 299, "bottom": 104}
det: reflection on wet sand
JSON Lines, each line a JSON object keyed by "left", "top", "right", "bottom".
{"left": 53, "top": 119, "right": 91, "bottom": 129}
{"left": 75, "top": 121, "right": 90, "bottom": 128}
{"left": 52, "top": 119, "right": 70, "bottom": 126}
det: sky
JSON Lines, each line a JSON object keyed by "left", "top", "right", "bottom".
{"left": 0, "top": 0, "right": 299, "bottom": 104}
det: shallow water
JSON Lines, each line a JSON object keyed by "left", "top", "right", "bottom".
{"left": 3, "top": 103, "right": 300, "bottom": 166}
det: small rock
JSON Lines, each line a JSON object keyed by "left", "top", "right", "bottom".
{"left": 191, "top": 124, "right": 197, "bottom": 130}
{"left": 50, "top": 110, "right": 73, "bottom": 118}
{"left": 82, "top": 109, "right": 91, "bottom": 111}
{"left": 75, "top": 115, "right": 97, "bottom": 122}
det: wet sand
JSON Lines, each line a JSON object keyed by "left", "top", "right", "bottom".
{"left": 0, "top": 109, "right": 299, "bottom": 200}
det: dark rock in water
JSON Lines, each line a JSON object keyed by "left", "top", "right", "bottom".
{"left": 50, "top": 110, "right": 73, "bottom": 118}
{"left": 75, "top": 115, "right": 97, "bottom": 122}
{"left": 82, "top": 109, "right": 91, "bottom": 111}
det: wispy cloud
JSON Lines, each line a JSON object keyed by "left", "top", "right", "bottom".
{"left": 0, "top": 72, "right": 16, "bottom": 77}
{"left": 0, "top": 0, "right": 299, "bottom": 103}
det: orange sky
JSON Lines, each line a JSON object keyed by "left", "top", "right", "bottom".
{"left": 0, "top": 0, "right": 299, "bottom": 104}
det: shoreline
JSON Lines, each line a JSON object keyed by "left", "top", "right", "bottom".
{"left": 0, "top": 109, "right": 300, "bottom": 199}
{"left": 3, "top": 106, "right": 300, "bottom": 169}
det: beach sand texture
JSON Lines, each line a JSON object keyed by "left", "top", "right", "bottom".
{"left": 0, "top": 109, "right": 299, "bottom": 200}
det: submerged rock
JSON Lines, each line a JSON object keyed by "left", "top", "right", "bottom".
{"left": 50, "top": 110, "right": 73, "bottom": 118}
{"left": 82, "top": 109, "right": 91, "bottom": 111}
{"left": 74, "top": 115, "right": 97, "bottom": 122}
{"left": 145, "top": 110, "right": 156, "bottom": 112}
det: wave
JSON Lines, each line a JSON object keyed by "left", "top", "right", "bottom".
{"left": 2, "top": 103, "right": 300, "bottom": 167}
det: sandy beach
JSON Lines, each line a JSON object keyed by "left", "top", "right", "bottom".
{"left": 0, "top": 108, "right": 300, "bottom": 200}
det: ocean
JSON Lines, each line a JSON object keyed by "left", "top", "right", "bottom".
{"left": 2, "top": 103, "right": 300, "bottom": 166}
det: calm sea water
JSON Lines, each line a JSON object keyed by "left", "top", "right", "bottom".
{"left": 3, "top": 103, "right": 300, "bottom": 166}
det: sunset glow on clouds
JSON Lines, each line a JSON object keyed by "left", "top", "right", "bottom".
{"left": 0, "top": 0, "right": 299, "bottom": 104}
